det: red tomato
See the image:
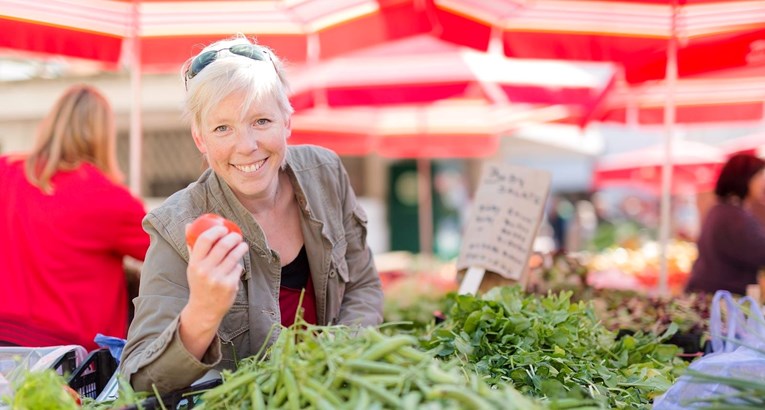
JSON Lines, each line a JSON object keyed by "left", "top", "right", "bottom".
{"left": 64, "top": 385, "right": 81, "bottom": 406}
{"left": 186, "top": 213, "right": 243, "bottom": 248}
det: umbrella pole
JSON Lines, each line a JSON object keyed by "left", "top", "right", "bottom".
{"left": 128, "top": 0, "right": 142, "bottom": 196}
{"left": 417, "top": 158, "right": 433, "bottom": 256}
{"left": 658, "top": 1, "right": 678, "bottom": 297}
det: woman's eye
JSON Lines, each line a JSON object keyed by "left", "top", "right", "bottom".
{"left": 255, "top": 118, "right": 271, "bottom": 126}
{"left": 213, "top": 125, "right": 229, "bottom": 133}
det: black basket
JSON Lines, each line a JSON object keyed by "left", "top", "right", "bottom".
{"left": 67, "top": 349, "right": 118, "bottom": 399}
{"left": 51, "top": 350, "right": 79, "bottom": 376}
{"left": 124, "top": 379, "right": 223, "bottom": 410}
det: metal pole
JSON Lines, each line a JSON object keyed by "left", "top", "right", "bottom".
{"left": 658, "top": 1, "right": 678, "bottom": 296}
{"left": 417, "top": 157, "right": 433, "bottom": 256}
{"left": 129, "top": 0, "right": 142, "bottom": 196}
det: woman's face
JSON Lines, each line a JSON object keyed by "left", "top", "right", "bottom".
{"left": 192, "top": 91, "right": 290, "bottom": 202}
{"left": 748, "top": 168, "right": 765, "bottom": 204}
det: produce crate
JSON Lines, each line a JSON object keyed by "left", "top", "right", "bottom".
{"left": 0, "top": 345, "right": 87, "bottom": 398}
{"left": 50, "top": 350, "right": 79, "bottom": 375}
{"left": 0, "top": 345, "right": 83, "bottom": 376}
{"left": 124, "top": 379, "right": 222, "bottom": 410}
{"left": 67, "top": 349, "right": 118, "bottom": 400}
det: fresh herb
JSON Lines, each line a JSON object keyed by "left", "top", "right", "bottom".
{"left": 423, "top": 286, "right": 687, "bottom": 409}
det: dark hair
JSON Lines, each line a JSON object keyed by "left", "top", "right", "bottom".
{"left": 715, "top": 153, "right": 765, "bottom": 200}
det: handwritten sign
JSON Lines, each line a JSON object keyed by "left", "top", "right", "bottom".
{"left": 457, "top": 162, "right": 551, "bottom": 281}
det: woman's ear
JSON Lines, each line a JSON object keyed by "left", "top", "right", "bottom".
{"left": 284, "top": 117, "right": 292, "bottom": 139}
{"left": 191, "top": 127, "right": 207, "bottom": 154}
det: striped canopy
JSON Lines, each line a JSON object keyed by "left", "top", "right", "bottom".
{"left": 432, "top": 0, "right": 765, "bottom": 83}
{"left": 0, "top": 0, "right": 430, "bottom": 71}
{"left": 288, "top": 35, "right": 618, "bottom": 126}
{"left": 289, "top": 99, "right": 570, "bottom": 158}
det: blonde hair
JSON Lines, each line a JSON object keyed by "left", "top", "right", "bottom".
{"left": 25, "top": 84, "right": 123, "bottom": 194}
{"left": 181, "top": 35, "right": 294, "bottom": 134}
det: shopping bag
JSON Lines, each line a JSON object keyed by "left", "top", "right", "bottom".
{"left": 653, "top": 290, "right": 765, "bottom": 409}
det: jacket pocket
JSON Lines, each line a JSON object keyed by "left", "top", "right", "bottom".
{"left": 217, "top": 304, "right": 249, "bottom": 369}
{"left": 352, "top": 204, "right": 369, "bottom": 245}
{"left": 326, "top": 240, "right": 349, "bottom": 322}
{"left": 331, "top": 240, "right": 350, "bottom": 283}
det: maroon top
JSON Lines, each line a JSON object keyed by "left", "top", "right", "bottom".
{"left": 278, "top": 246, "right": 317, "bottom": 326}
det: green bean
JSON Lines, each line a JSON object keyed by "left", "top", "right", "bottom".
{"left": 359, "top": 335, "right": 417, "bottom": 361}
{"left": 343, "top": 373, "right": 402, "bottom": 408}
{"left": 398, "top": 346, "right": 429, "bottom": 363}
{"left": 345, "top": 359, "right": 406, "bottom": 375}
{"left": 260, "top": 372, "right": 278, "bottom": 395}
{"left": 428, "top": 384, "right": 494, "bottom": 409}
{"left": 358, "top": 374, "right": 404, "bottom": 386}
{"left": 357, "top": 387, "right": 370, "bottom": 409}
{"left": 345, "top": 387, "right": 360, "bottom": 409}
{"left": 300, "top": 385, "right": 334, "bottom": 410}
{"left": 402, "top": 391, "right": 422, "bottom": 410}
{"left": 269, "top": 385, "right": 287, "bottom": 408}
{"left": 280, "top": 366, "right": 300, "bottom": 410}
{"left": 250, "top": 384, "right": 265, "bottom": 410}
{"left": 426, "top": 363, "right": 461, "bottom": 384}
{"left": 303, "top": 378, "right": 343, "bottom": 407}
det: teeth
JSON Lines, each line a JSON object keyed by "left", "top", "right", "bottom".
{"left": 235, "top": 159, "right": 266, "bottom": 173}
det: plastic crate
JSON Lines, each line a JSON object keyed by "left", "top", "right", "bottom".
{"left": 124, "top": 379, "right": 222, "bottom": 410}
{"left": 0, "top": 345, "right": 87, "bottom": 398}
{"left": 0, "top": 346, "right": 82, "bottom": 375}
{"left": 67, "top": 349, "right": 118, "bottom": 400}
{"left": 50, "top": 350, "right": 79, "bottom": 375}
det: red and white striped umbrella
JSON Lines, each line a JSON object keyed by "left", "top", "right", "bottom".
{"left": 0, "top": 0, "right": 430, "bottom": 71}
{"left": 600, "top": 64, "right": 765, "bottom": 125}
{"left": 288, "top": 35, "right": 617, "bottom": 126}
{"left": 289, "top": 99, "right": 570, "bottom": 157}
{"left": 719, "top": 131, "right": 765, "bottom": 157}
{"left": 431, "top": 0, "right": 765, "bottom": 83}
{"left": 593, "top": 139, "right": 725, "bottom": 194}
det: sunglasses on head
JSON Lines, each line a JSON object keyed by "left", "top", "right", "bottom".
{"left": 184, "top": 44, "right": 273, "bottom": 90}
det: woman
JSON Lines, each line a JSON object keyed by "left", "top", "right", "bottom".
{"left": 685, "top": 153, "right": 765, "bottom": 295}
{"left": 0, "top": 85, "right": 150, "bottom": 350}
{"left": 120, "top": 35, "right": 383, "bottom": 393}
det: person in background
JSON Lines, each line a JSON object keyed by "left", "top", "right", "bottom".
{"left": 120, "top": 35, "right": 383, "bottom": 393}
{"left": 685, "top": 153, "right": 765, "bottom": 295}
{"left": 547, "top": 196, "right": 573, "bottom": 253}
{"left": 0, "top": 84, "right": 150, "bottom": 351}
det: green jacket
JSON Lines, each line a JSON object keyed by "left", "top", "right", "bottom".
{"left": 120, "top": 145, "right": 383, "bottom": 393}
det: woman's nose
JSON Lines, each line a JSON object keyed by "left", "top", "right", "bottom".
{"left": 238, "top": 128, "right": 259, "bottom": 151}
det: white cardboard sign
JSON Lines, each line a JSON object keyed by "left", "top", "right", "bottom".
{"left": 457, "top": 162, "right": 551, "bottom": 293}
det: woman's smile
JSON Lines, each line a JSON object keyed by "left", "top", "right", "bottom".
{"left": 233, "top": 157, "right": 267, "bottom": 173}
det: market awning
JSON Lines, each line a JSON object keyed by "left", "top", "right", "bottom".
{"left": 593, "top": 140, "right": 725, "bottom": 195}
{"left": 288, "top": 35, "right": 617, "bottom": 126}
{"left": 600, "top": 64, "right": 765, "bottom": 125}
{"left": 432, "top": 0, "right": 765, "bottom": 83}
{"left": 0, "top": 0, "right": 431, "bottom": 71}
{"left": 289, "top": 99, "right": 571, "bottom": 158}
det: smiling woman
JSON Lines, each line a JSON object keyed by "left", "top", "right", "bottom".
{"left": 119, "top": 34, "right": 384, "bottom": 394}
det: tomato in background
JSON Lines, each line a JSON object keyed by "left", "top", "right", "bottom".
{"left": 63, "top": 385, "right": 81, "bottom": 406}
{"left": 186, "top": 213, "right": 243, "bottom": 248}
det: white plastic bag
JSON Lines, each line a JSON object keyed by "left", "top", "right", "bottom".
{"left": 653, "top": 291, "right": 765, "bottom": 409}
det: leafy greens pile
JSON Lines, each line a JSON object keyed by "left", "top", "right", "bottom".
{"left": 423, "top": 286, "right": 687, "bottom": 409}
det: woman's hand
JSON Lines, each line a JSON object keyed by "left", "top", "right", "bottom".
{"left": 180, "top": 224, "right": 249, "bottom": 359}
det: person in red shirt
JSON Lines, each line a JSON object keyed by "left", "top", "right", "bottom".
{"left": 0, "top": 84, "right": 150, "bottom": 351}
